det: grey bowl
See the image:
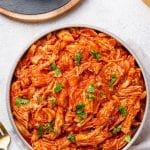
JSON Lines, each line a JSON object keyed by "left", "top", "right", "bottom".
{"left": 6, "top": 25, "right": 150, "bottom": 150}
{"left": 0, "top": 0, "right": 70, "bottom": 15}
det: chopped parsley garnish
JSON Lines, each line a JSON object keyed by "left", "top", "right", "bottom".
{"left": 112, "top": 125, "right": 122, "bottom": 134}
{"left": 54, "top": 83, "right": 64, "bottom": 93}
{"left": 75, "top": 52, "right": 82, "bottom": 66}
{"left": 50, "top": 63, "right": 62, "bottom": 77}
{"left": 76, "top": 103, "right": 85, "bottom": 111}
{"left": 118, "top": 106, "right": 128, "bottom": 117}
{"left": 86, "top": 84, "right": 96, "bottom": 100}
{"left": 109, "top": 74, "right": 117, "bottom": 88}
{"left": 87, "top": 84, "right": 96, "bottom": 93}
{"left": 49, "top": 96, "right": 57, "bottom": 105}
{"left": 125, "top": 135, "right": 131, "bottom": 143}
{"left": 76, "top": 103, "right": 87, "bottom": 119}
{"left": 15, "top": 97, "right": 29, "bottom": 107}
{"left": 45, "top": 121, "right": 54, "bottom": 132}
{"left": 37, "top": 121, "right": 55, "bottom": 138}
{"left": 77, "top": 111, "right": 87, "bottom": 119}
{"left": 67, "top": 133, "right": 76, "bottom": 143}
{"left": 90, "top": 50, "right": 100, "bottom": 60}
{"left": 37, "top": 125, "right": 44, "bottom": 138}
{"left": 85, "top": 93, "right": 96, "bottom": 99}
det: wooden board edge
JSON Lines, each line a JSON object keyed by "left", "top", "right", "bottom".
{"left": 0, "top": 0, "right": 81, "bottom": 23}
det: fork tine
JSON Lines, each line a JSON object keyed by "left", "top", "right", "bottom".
{"left": 0, "top": 122, "right": 8, "bottom": 135}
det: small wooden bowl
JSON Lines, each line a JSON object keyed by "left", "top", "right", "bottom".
{"left": 0, "top": 0, "right": 80, "bottom": 22}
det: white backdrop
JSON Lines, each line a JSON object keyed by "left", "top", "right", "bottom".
{"left": 0, "top": 0, "right": 150, "bottom": 149}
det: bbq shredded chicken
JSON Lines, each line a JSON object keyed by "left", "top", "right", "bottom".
{"left": 10, "top": 27, "right": 146, "bottom": 150}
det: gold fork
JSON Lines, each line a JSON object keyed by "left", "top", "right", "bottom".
{"left": 0, "top": 122, "right": 11, "bottom": 150}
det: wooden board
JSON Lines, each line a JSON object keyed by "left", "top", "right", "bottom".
{"left": 0, "top": 0, "right": 80, "bottom": 22}
{"left": 143, "top": 0, "right": 150, "bottom": 7}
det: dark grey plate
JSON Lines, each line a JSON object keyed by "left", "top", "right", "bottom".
{"left": 0, "top": 0, "right": 70, "bottom": 15}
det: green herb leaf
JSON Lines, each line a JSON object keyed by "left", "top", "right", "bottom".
{"left": 50, "top": 63, "right": 62, "bottom": 77}
{"left": 90, "top": 50, "right": 100, "bottom": 60}
{"left": 67, "top": 133, "right": 76, "bottom": 143}
{"left": 76, "top": 103, "right": 85, "bottom": 112}
{"left": 37, "top": 125, "right": 44, "bottom": 138}
{"left": 86, "top": 84, "right": 96, "bottom": 100}
{"left": 109, "top": 74, "right": 117, "bottom": 88}
{"left": 75, "top": 52, "right": 82, "bottom": 66}
{"left": 45, "top": 121, "right": 54, "bottom": 132}
{"left": 54, "top": 83, "right": 64, "bottom": 93}
{"left": 49, "top": 97, "right": 57, "bottom": 105}
{"left": 118, "top": 106, "right": 128, "bottom": 117}
{"left": 54, "top": 68, "right": 61, "bottom": 77}
{"left": 112, "top": 125, "right": 122, "bottom": 134}
{"left": 76, "top": 103, "right": 87, "bottom": 119}
{"left": 77, "top": 111, "right": 87, "bottom": 119}
{"left": 87, "top": 84, "right": 96, "bottom": 93}
{"left": 85, "top": 93, "right": 96, "bottom": 99}
{"left": 51, "top": 63, "right": 57, "bottom": 70}
{"left": 125, "top": 135, "right": 131, "bottom": 143}
{"left": 15, "top": 97, "right": 29, "bottom": 107}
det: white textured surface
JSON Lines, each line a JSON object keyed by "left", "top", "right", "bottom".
{"left": 0, "top": 0, "right": 150, "bottom": 149}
